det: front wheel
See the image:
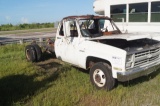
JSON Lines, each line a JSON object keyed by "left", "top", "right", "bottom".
{"left": 90, "top": 62, "right": 116, "bottom": 91}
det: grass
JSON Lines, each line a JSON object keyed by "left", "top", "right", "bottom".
{"left": 0, "top": 28, "right": 56, "bottom": 35}
{"left": 0, "top": 44, "right": 160, "bottom": 106}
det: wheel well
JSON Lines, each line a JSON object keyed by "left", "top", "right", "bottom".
{"left": 86, "top": 56, "right": 111, "bottom": 69}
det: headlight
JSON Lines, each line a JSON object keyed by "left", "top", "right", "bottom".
{"left": 126, "top": 62, "right": 132, "bottom": 68}
{"left": 126, "top": 55, "right": 133, "bottom": 62}
{"left": 126, "top": 54, "right": 133, "bottom": 68}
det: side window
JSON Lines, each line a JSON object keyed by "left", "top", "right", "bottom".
{"left": 129, "top": 3, "right": 148, "bottom": 22}
{"left": 65, "top": 20, "right": 78, "bottom": 37}
{"left": 80, "top": 19, "right": 98, "bottom": 35}
{"left": 111, "top": 4, "right": 126, "bottom": 22}
{"left": 151, "top": 1, "right": 160, "bottom": 22}
{"left": 99, "top": 20, "right": 105, "bottom": 29}
{"left": 104, "top": 20, "right": 117, "bottom": 31}
{"left": 59, "top": 23, "right": 64, "bottom": 36}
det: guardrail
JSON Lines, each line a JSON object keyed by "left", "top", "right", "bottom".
{"left": 0, "top": 37, "right": 55, "bottom": 45}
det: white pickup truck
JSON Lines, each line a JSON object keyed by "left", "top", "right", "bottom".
{"left": 25, "top": 15, "right": 160, "bottom": 91}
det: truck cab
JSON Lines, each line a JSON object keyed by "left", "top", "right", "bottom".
{"left": 55, "top": 15, "right": 121, "bottom": 67}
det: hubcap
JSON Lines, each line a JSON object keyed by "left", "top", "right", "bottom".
{"left": 93, "top": 69, "right": 106, "bottom": 87}
{"left": 95, "top": 74, "right": 101, "bottom": 83}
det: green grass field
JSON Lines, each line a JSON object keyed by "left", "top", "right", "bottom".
{"left": 0, "top": 44, "right": 160, "bottom": 106}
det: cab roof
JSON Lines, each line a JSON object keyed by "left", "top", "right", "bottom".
{"left": 63, "top": 15, "right": 111, "bottom": 20}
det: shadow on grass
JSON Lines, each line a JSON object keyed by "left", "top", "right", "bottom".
{"left": 0, "top": 62, "right": 62, "bottom": 105}
{"left": 75, "top": 67, "right": 90, "bottom": 74}
{"left": 37, "top": 60, "right": 60, "bottom": 71}
{"left": 41, "top": 51, "right": 56, "bottom": 61}
{"left": 119, "top": 68, "right": 160, "bottom": 87}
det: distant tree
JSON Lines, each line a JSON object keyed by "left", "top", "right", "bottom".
{"left": 0, "top": 22, "right": 55, "bottom": 31}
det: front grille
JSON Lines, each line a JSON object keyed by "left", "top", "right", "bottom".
{"left": 134, "top": 48, "right": 160, "bottom": 67}
{"left": 134, "top": 55, "right": 159, "bottom": 67}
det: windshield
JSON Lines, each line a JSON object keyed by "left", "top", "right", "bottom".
{"left": 78, "top": 19, "right": 120, "bottom": 37}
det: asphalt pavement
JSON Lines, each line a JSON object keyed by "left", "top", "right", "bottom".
{"left": 0, "top": 32, "right": 56, "bottom": 42}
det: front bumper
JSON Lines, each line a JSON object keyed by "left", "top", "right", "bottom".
{"left": 117, "top": 61, "right": 160, "bottom": 82}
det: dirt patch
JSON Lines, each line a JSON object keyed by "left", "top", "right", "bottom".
{"left": 36, "top": 58, "right": 62, "bottom": 71}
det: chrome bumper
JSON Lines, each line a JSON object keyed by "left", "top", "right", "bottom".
{"left": 117, "top": 61, "right": 160, "bottom": 82}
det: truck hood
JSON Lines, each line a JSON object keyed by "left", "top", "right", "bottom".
{"left": 89, "top": 33, "right": 152, "bottom": 41}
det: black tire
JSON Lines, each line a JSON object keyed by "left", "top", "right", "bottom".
{"left": 32, "top": 44, "right": 42, "bottom": 62}
{"left": 25, "top": 45, "right": 36, "bottom": 62}
{"left": 90, "top": 62, "right": 115, "bottom": 91}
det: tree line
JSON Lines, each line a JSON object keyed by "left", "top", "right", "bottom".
{"left": 0, "top": 23, "right": 54, "bottom": 31}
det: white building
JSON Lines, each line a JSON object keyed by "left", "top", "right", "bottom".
{"left": 93, "top": 0, "right": 160, "bottom": 33}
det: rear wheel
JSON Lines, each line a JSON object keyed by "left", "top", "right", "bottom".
{"left": 90, "top": 62, "right": 115, "bottom": 91}
{"left": 32, "top": 44, "right": 42, "bottom": 62}
{"left": 25, "top": 45, "right": 36, "bottom": 62}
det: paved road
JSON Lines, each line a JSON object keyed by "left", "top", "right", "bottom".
{"left": 0, "top": 32, "right": 56, "bottom": 42}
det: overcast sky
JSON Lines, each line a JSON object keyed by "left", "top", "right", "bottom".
{"left": 0, "top": 0, "right": 95, "bottom": 25}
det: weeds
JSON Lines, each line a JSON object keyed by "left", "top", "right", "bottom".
{"left": 0, "top": 44, "right": 160, "bottom": 106}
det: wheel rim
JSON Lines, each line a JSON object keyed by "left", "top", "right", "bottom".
{"left": 26, "top": 49, "right": 31, "bottom": 60}
{"left": 93, "top": 69, "right": 106, "bottom": 87}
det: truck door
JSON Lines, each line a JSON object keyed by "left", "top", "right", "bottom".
{"left": 55, "top": 21, "right": 67, "bottom": 60}
{"left": 62, "top": 19, "right": 80, "bottom": 65}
